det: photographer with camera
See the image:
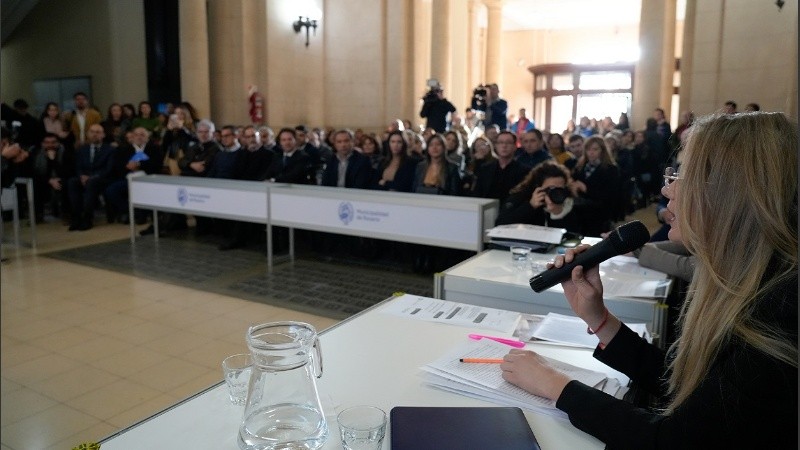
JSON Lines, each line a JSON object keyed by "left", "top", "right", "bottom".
{"left": 495, "top": 160, "right": 586, "bottom": 235}
{"left": 419, "top": 80, "right": 456, "bottom": 133}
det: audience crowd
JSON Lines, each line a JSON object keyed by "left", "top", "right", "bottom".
{"left": 1, "top": 91, "right": 760, "bottom": 270}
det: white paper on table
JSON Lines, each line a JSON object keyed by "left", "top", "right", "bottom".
{"left": 601, "top": 276, "right": 672, "bottom": 299}
{"left": 486, "top": 224, "right": 566, "bottom": 245}
{"left": 600, "top": 255, "right": 669, "bottom": 280}
{"left": 380, "top": 294, "right": 521, "bottom": 333}
{"left": 514, "top": 314, "right": 587, "bottom": 348}
{"left": 532, "top": 314, "right": 601, "bottom": 348}
{"left": 420, "top": 339, "right": 609, "bottom": 415}
{"left": 532, "top": 313, "right": 651, "bottom": 348}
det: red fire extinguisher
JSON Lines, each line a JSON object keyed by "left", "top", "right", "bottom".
{"left": 248, "top": 85, "right": 265, "bottom": 125}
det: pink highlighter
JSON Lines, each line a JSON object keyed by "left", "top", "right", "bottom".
{"left": 468, "top": 334, "right": 526, "bottom": 348}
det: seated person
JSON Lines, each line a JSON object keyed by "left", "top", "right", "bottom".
{"left": 179, "top": 119, "right": 221, "bottom": 178}
{"left": 569, "top": 136, "right": 620, "bottom": 237}
{"left": 495, "top": 161, "right": 585, "bottom": 236}
{"left": 30, "top": 133, "right": 71, "bottom": 222}
{"left": 376, "top": 130, "right": 417, "bottom": 192}
{"left": 499, "top": 112, "right": 798, "bottom": 449}
{"left": 463, "top": 136, "right": 495, "bottom": 193}
{"left": 104, "top": 127, "right": 164, "bottom": 224}
{"left": 321, "top": 129, "right": 373, "bottom": 189}
{"left": 411, "top": 134, "right": 462, "bottom": 196}
{"left": 67, "top": 124, "right": 116, "bottom": 231}
{"left": 265, "top": 128, "right": 312, "bottom": 184}
{"left": 514, "top": 129, "right": 552, "bottom": 169}
{"left": 472, "top": 131, "right": 530, "bottom": 204}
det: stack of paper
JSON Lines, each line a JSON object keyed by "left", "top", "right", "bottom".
{"left": 420, "top": 339, "right": 622, "bottom": 418}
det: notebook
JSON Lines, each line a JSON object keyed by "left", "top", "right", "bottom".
{"left": 390, "top": 406, "right": 541, "bottom": 450}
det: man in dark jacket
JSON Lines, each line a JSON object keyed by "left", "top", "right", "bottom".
{"left": 473, "top": 131, "right": 530, "bottom": 204}
{"left": 67, "top": 123, "right": 116, "bottom": 230}
{"left": 104, "top": 126, "right": 163, "bottom": 224}
{"left": 419, "top": 86, "right": 456, "bottom": 133}
{"left": 320, "top": 129, "right": 373, "bottom": 189}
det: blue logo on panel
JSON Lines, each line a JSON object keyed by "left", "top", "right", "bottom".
{"left": 177, "top": 187, "right": 188, "bottom": 206}
{"left": 338, "top": 201, "right": 354, "bottom": 225}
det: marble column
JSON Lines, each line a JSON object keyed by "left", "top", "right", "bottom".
{"left": 206, "top": 0, "right": 263, "bottom": 125}
{"left": 678, "top": 0, "right": 696, "bottom": 114}
{"left": 483, "top": 0, "right": 504, "bottom": 86}
{"left": 632, "top": 0, "right": 677, "bottom": 129}
{"left": 430, "top": 0, "right": 451, "bottom": 89}
{"left": 178, "top": 0, "right": 211, "bottom": 119}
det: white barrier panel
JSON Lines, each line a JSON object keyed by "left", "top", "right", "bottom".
{"left": 130, "top": 175, "right": 268, "bottom": 221}
{"left": 269, "top": 185, "right": 498, "bottom": 252}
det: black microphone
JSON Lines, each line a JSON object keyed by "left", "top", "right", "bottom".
{"left": 529, "top": 220, "right": 650, "bottom": 293}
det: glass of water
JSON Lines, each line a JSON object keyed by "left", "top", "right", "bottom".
{"left": 337, "top": 405, "right": 387, "bottom": 450}
{"left": 222, "top": 353, "right": 252, "bottom": 406}
{"left": 510, "top": 246, "right": 530, "bottom": 271}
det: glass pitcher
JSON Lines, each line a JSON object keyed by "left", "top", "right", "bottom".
{"left": 237, "top": 321, "right": 328, "bottom": 450}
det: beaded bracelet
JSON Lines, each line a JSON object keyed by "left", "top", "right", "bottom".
{"left": 586, "top": 308, "right": 610, "bottom": 335}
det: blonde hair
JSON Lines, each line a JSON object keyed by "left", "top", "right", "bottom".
{"left": 667, "top": 112, "right": 798, "bottom": 411}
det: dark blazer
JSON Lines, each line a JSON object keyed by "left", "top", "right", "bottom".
{"left": 572, "top": 163, "right": 620, "bottom": 236}
{"left": 514, "top": 148, "right": 552, "bottom": 169}
{"left": 109, "top": 143, "right": 164, "bottom": 180}
{"left": 266, "top": 149, "right": 312, "bottom": 184}
{"left": 179, "top": 140, "right": 221, "bottom": 177}
{"left": 412, "top": 159, "right": 462, "bottom": 196}
{"left": 375, "top": 158, "right": 419, "bottom": 193}
{"left": 321, "top": 151, "right": 373, "bottom": 189}
{"left": 472, "top": 159, "right": 530, "bottom": 203}
{"left": 236, "top": 147, "right": 274, "bottom": 181}
{"left": 556, "top": 272, "right": 798, "bottom": 449}
{"left": 74, "top": 142, "right": 116, "bottom": 182}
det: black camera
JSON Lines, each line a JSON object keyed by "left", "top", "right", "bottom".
{"left": 470, "top": 85, "right": 487, "bottom": 112}
{"left": 545, "top": 186, "right": 570, "bottom": 205}
{"left": 423, "top": 88, "right": 441, "bottom": 103}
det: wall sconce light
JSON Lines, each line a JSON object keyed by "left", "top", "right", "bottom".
{"left": 293, "top": 16, "right": 318, "bottom": 47}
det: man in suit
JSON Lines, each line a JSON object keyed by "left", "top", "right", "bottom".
{"left": 265, "top": 128, "right": 311, "bottom": 184}
{"left": 472, "top": 131, "right": 530, "bottom": 205}
{"left": 104, "top": 126, "right": 164, "bottom": 224}
{"left": 67, "top": 123, "right": 116, "bottom": 230}
{"left": 321, "top": 129, "right": 372, "bottom": 189}
{"left": 236, "top": 125, "right": 273, "bottom": 181}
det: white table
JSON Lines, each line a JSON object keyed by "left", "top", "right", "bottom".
{"left": 100, "top": 296, "right": 626, "bottom": 450}
{"left": 434, "top": 249, "right": 671, "bottom": 347}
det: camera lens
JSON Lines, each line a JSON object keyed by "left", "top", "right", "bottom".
{"left": 545, "top": 187, "right": 569, "bottom": 204}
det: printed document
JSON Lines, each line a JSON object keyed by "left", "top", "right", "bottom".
{"left": 381, "top": 294, "right": 521, "bottom": 333}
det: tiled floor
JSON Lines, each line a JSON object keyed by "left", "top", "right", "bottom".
{"left": 1, "top": 207, "right": 662, "bottom": 450}
{"left": 1, "top": 220, "right": 339, "bottom": 450}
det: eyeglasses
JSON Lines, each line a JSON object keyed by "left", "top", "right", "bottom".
{"left": 220, "top": 133, "right": 234, "bottom": 138}
{"left": 664, "top": 167, "right": 680, "bottom": 186}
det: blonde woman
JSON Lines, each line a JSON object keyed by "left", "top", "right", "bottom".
{"left": 500, "top": 112, "right": 798, "bottom": 448}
